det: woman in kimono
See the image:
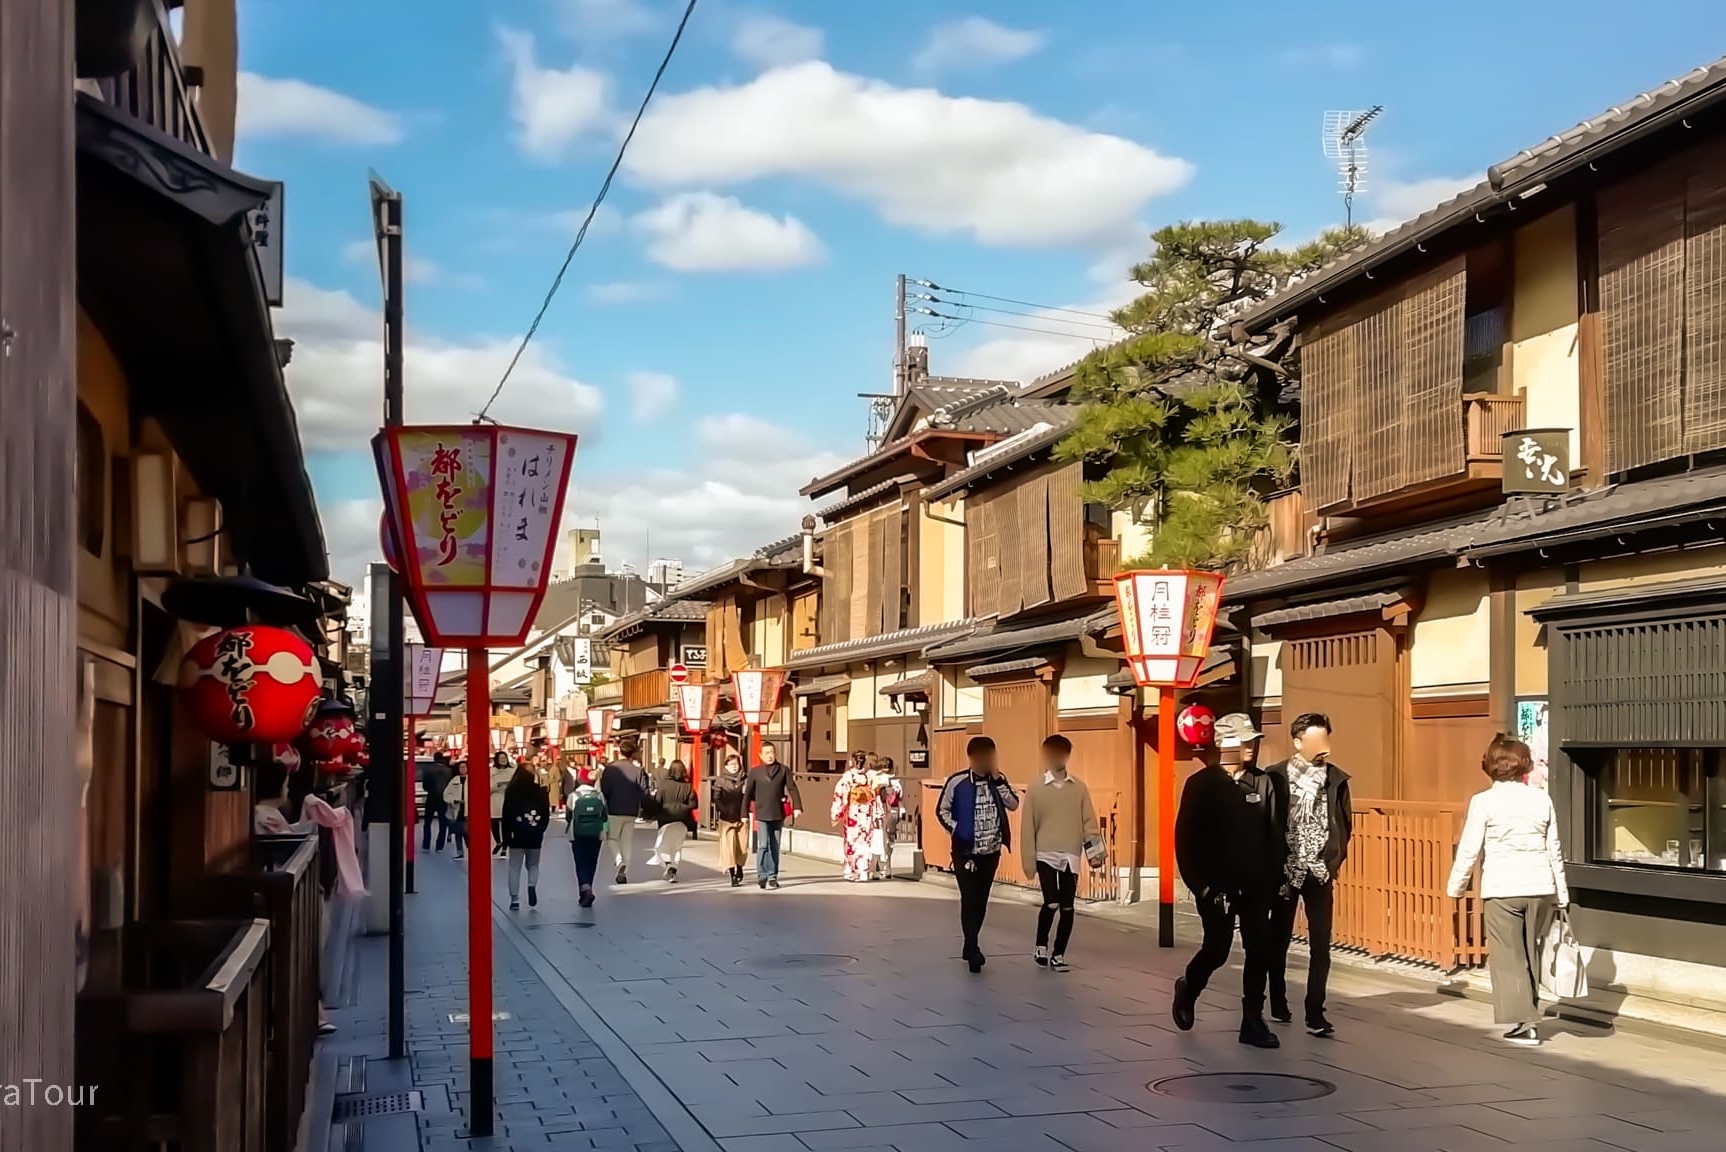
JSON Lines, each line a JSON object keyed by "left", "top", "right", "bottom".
{"left": 870, "top": 757, "right": 904, "bottom": 880}
{"left": 830, "top": 752, "right": 888, "bottom": 882}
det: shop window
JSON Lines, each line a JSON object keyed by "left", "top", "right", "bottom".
{"left": 76, "top": 403, "right": 105, "bottom": 556}
{"left": 1593, "top": 748, "right": 1726, "bottom": 872}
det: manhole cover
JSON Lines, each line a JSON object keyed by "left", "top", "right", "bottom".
{"left": 1150, "top": 1074, "right": 1335, "bottom": 1103}
{"left": 331, "top": 1091, "right": 425, "bottom": 1122}
{"left": 733, "top": 954, "right": 857, "bottom": 971}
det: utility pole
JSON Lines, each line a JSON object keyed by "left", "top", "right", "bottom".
{"left": 367, "top": 173, "right": 408, "bottom": 1062}
{"left": 893, "top": 273, "right": 907, "bottom": 397}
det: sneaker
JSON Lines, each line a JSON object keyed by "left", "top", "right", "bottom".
{"left": 528, "top": 885, "right": 538, "bottom": 908}
{"left": 667, "top": 867, "right": 678, "bottom": 883}
{"left": 1503, "top": 1025, "right": 1540, "bottom": 1047}
{"left": 454, "top": 851, "right": 465, "bottom": 860}
{"left": 1034, "top": 946, "right": 1050, "bottom": 968}
{"left": 1048, "top": 956, "right": 1070, "bottom": 973}
{"left": 509, "top": 899, "right": 520, "bottom": 911}
{"left": 615, "top": 868, "right": 628, "bottom": 885}
{"left": 578, "top": 888, "right": 594, "bottom": 908}
{"left": 759, "top": 877, "right": 768, "bottom": 889}
{"left": 1269, "top": 1001, "right": 1293, "bottom": 1025}
{"left": 1172, "top": 978, "right": 1196, "bottom": 1032}
{"left": 1239, "top": 1018, "right": 1281, "bottom": 1049}
{"left": 1306, "top": 1015, "right": 1335, "bottom": 1038}
{"left": 767, "top": 877, "right": 780, "bottom": 890}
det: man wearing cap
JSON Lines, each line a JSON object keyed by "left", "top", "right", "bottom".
{"left": 1171, "top": 711, "right": 1286, "bottom": 1049}
{"left": 1264, "top": 712, "right": 1353, "bottom": 1039}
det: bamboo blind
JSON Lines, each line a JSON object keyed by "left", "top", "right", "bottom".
{"left": 820, "top": 520, "right": 854, "bottom": 645}
{"left": 1299, "top": 326, "right": 1355, "bottom": 510}
{"left": 863, "top": 510, "right": 885, "bottom": 639}
{"left": 878, "top": 505, "right": 904, "bottom": 634}
{"left": 1399, "top": 266, "right": 1468, "bottom": 487}
{"left": 997, "top": 475, "right": 1024, "bottom": 617}
{"left": 1020, "top": 472, "right": 1053, "bottom": 609}
{"left": 1686, "top": 162, "right": 1726, "bottom": 455}
{"left": 1600, "top": 162, "right": 1687, "bottom": 474}
{"left": 1049, "top": 462, "right": 1087, "bottom": 602}
{"left": 849, "top": 512, "right": 872, "bottom": 640}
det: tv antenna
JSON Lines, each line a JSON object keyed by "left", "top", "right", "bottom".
{"left": 1322, "top": 106, "right": 1383, "bottom": 227}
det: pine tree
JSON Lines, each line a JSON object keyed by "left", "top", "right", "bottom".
{"left": 1055, "top": 220, "right": 1369, "bottom": 571}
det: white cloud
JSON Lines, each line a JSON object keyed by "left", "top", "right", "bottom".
{"left": 587, "top": 280, "right": 660, "bottom": 303}
{"left": 633, "top": 192, "right": 823, "bottom": 271}
{"left": 565, "top": 414, "right": 846, "bottom": 572}
{"left": 626, "top": 62, "right": 1191, "bottom": 247}
{"left": 320, "top": 496, "right": 386, "bottom": 589}
{"left": 555, "top": 0, "right": 655, "bottom": 40}
{"left": 1359, "top": 173, "right": 1482, "bottom": 235}
{"left": 498, "top": 27, "right": 610, "bottom": 162}
{"left": 950, "top": 280, "right": 1139, "bottom": 383}
{"left": 913, "top": 17, "right": 1045, "bottom": 75}
{"left": 339, "top": 239, "right": 441, "bottom": 285}
{"left": 275, "top": 276, "right": 603, "bottom": 453}
{"left": 731, "top": 13, "right": 825, "bottom": 69}
{"left": 628, "top": 371, "right": 679, "bottom": 422}
{"left": 236, "top": 73, "right": 403, "bottom": 145}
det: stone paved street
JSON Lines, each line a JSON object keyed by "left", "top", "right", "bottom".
{"left": 336, "top": 826, "right": 1726, "bottom": 1151}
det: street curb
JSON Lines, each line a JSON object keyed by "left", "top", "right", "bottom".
{"left": 490, "top": 896, "right": 723, "bottom": 1152}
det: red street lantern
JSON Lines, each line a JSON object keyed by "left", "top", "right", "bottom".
{"left": 545, "top": 717, "right": 566, "bottom": 748}
{"left": 1176, "top": 704, "right": 1216, "bottom": 747}
{"left": 731, "top": 667, "right": 786, "bottom": 728}
{"left": 1110, "top": 568, "right": 1226, "bottom": 950}
{"left": 675, "top": 683, "right": 720, "bottom": 736}
{"left": 307, "top": 708, "right": 359, "bottom": 762}
{"left": 178, "top": 625, "right": 322, "bottom": 744}
{"left": 404, "top": 642, "right": 444, "bottom": 718}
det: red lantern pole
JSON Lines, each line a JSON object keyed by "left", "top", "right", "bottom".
{"left": 1157, "top": 683, "right": 1177, "bottom": 946}
{"left": 465, "top": 651, "right": 494, "bottom": 1114}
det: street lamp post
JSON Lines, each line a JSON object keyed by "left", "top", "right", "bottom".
{"left": 374, "top": 423, "right": 577, "bottom": 1137}
{"left": 1110, "top": 569, "right": 1224, "bottom": 948}
{"left": 731, "top": 666, "right": 786, "bottom": 767}
{"left": 674, "top": 682, "right": 720, "bottom": 773}
{"left": 586, "top": 707, "right": 614, "bottom": 766}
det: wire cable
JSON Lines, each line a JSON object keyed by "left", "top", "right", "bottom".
{"left": 477, "top": 0, "right": 700, "bottom": 421}
{"left": 912, "top": 307, "right": 1118, "bottom": 343}
{"left": 911, "top": 279, "right": 1121, "bottom": 322}
{"left": 926, "top": 296, "right": 1122, "bottom": 333}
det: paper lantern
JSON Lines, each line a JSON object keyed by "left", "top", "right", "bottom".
{"left": 307, "top": 709, "right": 359, "bottom": 761}
{"left": 1176, "top": 704, "right": 1216, "bottom": 748}
{"left": 1112, "top": 570, "right": 1225, "bottom": 688}
{"left": 178, "top": 625, "right": 321, "bottom": 744}
{"left": 372, "top": 424, "right": 577, "bottom": 647}
{"left": 731, "top": 668, "right": 786, "bottom": 728}
{"left": 675, "top": 683, "right": 719, "bottom": 736}
{"left": 404, "top": 642, "right": 444, "bottom": 717}
{"left": 584, "top": 709, "right": 613, "bottom": 744}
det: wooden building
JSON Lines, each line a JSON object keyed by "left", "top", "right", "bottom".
{"left": 1229, "top": 54, "right": 1726, "bottom": 1001}
{"left": 595, "top": 600, "right": 713, "bottom": 774}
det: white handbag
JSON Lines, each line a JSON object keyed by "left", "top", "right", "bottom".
{"left": 1543, "top": 912, "right": 1589, "bottom": 1000}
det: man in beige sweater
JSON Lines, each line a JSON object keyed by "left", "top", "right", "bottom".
{"left": 1019, "top": 734, "right": 1103, "bottom": 971}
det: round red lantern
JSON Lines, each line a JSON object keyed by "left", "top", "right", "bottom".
{"left": 307, "top": 710, "right": 359, "bottom": 762}
{"left": 1176, "top": 704, "right": 1216, "bottom": 748}
{"left": 707, "top": 731, "right": 730, "bottom": 750}
{"left": 178, "top": 625, "right": 321, "bottom": 744}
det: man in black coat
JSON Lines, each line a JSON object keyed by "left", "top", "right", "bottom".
{"left": 1171, "top": 718, "right": 1286, "bottom": 1050}
{"left": 743, "top": 742, "right": 802, "bottom": 890}
{"left": 600, "top": 738, "right": 649, "bottom": 884}
{"left": 1263, "top": 712, "right": 1353, "bottom": 1038}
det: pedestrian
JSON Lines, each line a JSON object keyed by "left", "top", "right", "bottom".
{"left": 444, "top": 760, "right": 469, "bottom": 859}
{"left": 936, "top": 736, "right": 1020, "bottom": 974}
{"left": 560, "top": 760, "right": 580, "bottom": 830}
{"left": 873, "top": 756, "right": 904, "bottom": 880}
{"left": 830, "top": 751, "right": 887, "bottom": 882}
{"left": 489, "top": 751, "right": 513, "bottom": 858}
{"left": 568, "top": 768, "right": 609, "bottom": 908}
{"left": 421, "top": 753, "right": 453, "bottom": 853}
{"left": 502, "top": 762, "right": 551, "bottom": 910}
{"left": 1170, "top": 717, "right": 1285, "bottom": 1049}
{"left": 1019, "top": 734, "right": 1103, "bottom": 973}
{"left": 649, "top": 760, "right": 697, "bottom": 882}
{"left": 744, "top": 741, "right": 801, "bottom": 890}
{"left": 600, "top": 738, "right": 650, "bottom": 884}
{"left": 252, "top": 761, "right": 338, "bottom": 1036}
{"left": 1446, "top": 734, "right": 1569, "bottom": 1047}
{"left": 713, "top": 748, "right": 751, "bottom": 886}
{"left": 1262, "top": 712, "right": 1352, "bottom": 1038}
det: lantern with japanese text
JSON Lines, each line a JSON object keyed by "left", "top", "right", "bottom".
{"left": 1176, "top": 704, "right": 1216, "bottom": 748}
{"left": 585, "top": 709, "right": 613, "bottom": 744}
{"left": 404, "top": 642, "right": 444, "bottom": 717}
{"left": 675, "top": 683, "right": 720, "bottom": 736}
{"left": 372, "top": 424, "right": 578, "bottom": 647}
{"left": 1110, "top": 568, "right": 1226, "bottom": 951}
{"left": 307, "top": 703, "right": 360, "bottom": 762}
{"left": 512, "top": 725, "right": 526, "bottom": 751}
{"left": 177, "top": 625, "right": 322, "bottom": 744}
{"left": 731, "top": 667, "right": 786, "bottom": 728}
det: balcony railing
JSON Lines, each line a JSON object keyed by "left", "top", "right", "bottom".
{"left": 88, "top": 0, "right": 210, "bottom": 154}
{"left": 1465, "top": 393, "right": 1525, "bottom": 461}
{"left": 621, "top": 667, "right": 707, "bottom": 712}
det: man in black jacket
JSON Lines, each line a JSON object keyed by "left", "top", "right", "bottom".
{"left": 1171, "top": 720, "right": 1286, "bottom": 1049}
{"left": 600, "top": 738, "right": 649, "bottom": 885}
{"left": 1264, "top": 712, "right": 1353, "bottom": 1038}
{"left": 744, "top": 742, "right": 802, "bottom": 889}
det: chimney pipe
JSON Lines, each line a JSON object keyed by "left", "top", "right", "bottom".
{"left": 801, "top": 514, "right": 825, "bottom": 577}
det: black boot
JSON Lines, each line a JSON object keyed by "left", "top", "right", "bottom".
{"left": 1239, "top": 1017, "right": 1280, "bottom": 1049}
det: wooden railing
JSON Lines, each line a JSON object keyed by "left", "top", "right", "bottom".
{"left": 76, "top": 918, "right": 272, "bottom": 1152}
{"left": 1465, "top": 393, "right": 1526, "bottom": 462}
{"left": 1297, "top": 799, "right": 1486, "bottom": 971}
{"left": 1086, "top": 535, "right": 1121, "bottom": 588}
{"left": 90, "top": 0, "right": 211, "bottom": 154}
{"left": 919, "top": 781, "right": 1121, "bottom": 902}
{"left": 203, "top": 836, "right": 322, "bottom": 1152}
{"left": 622, "top": 667, "right": 708, "bottom": 711}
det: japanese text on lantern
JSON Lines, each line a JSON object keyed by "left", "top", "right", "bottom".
{"left": 399, "top": 429, "right": 491, "bottom": 584}
{"left": 490, "top": 433, "right": 570, "bottom": 588}
{"left": 430, "top": 444, "right": 464, "bottom": 565}
{"left": 1144, "top": 575, "right": 1184, "bottom": 656}
{"left": 215, "top": 630, "right": 257, "bottom": 730}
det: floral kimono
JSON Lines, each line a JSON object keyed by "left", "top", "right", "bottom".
{"left": 831, "top": 767, "right": 888, "bottom": 881}
{"left": 868, "top": 770, "right": 904, "bottom": 878}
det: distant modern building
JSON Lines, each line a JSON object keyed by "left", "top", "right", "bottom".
{"left": 648, "top": 557, "right": 685, "bottom": 590}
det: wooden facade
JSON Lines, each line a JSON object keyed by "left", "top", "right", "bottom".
{"left": 817, "top": 503, "right": 907, "bottom": 646}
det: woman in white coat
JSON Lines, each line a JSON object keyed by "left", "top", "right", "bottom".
{"left": 1446, "top": 734, "right": 1570, "bottom": 1047}
{"left": 490, "top": 752, "right": 514, "bottom": 858}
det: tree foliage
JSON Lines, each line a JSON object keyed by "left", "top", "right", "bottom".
{"left": 1055, "top": 219, "right": 1370, "bottom": 571}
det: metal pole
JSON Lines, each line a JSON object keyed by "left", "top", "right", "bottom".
{"left": 465, "top": 652, "right": 495, "bottom": 1136}
{"left": 404, "top": 717, "right": 416, "bottom": 894}
{"left": 893, "top": 273, "right": 907, "bottom": 397}
{"left": 1157, "top": 684, "right": 1177, "bottom": 947}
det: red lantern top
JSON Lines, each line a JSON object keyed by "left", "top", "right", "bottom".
{"left": 373, "top": 424, "right": 578, "bottom": 647}
{"left": 1176, "top": 704, "right": 1216, "bottom": 748}
{"left": 675, "top": 682, "right": 720, "bottom": 736}
{"left": 731, "top": 667, "right": 786, "bottom": 728}
{"left": 178, "top": 625, "right": 322, "bottom": 744}
{"left": 1112, "top": 569, "right": 1225, "bottom": 689}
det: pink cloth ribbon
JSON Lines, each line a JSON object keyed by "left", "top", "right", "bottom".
{"left": 302, "top": 794, "right": 367, "bottom": 898}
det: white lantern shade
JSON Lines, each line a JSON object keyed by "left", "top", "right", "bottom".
{"left": 731, "top": 667, "right": 786, "bottom": 728}
{"left": 403, "top": 643, "right": 444, "bottom": 717}
{"left": 1112, "top": 569, "right": 1225, "bottom": 689}
{"left": 675, "top": 683, "right": 719, "bottom": 736}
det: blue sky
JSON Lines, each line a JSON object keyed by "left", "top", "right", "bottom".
{"left": 231, "top": 0, "right": 1725, "bottom": 585}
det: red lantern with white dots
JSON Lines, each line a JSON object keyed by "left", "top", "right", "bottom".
{"left": 307, "top": 710, "right": 359, "bottom": 761}
{"left": 178, "top": 625, "right": 321, "bottom": 744}
{"left": 1176, "top": 704, "right": 1216, "bottom": 748}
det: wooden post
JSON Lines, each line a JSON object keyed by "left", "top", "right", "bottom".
{"left": 465, "top": 653, "right": 494, "bottom": 1136}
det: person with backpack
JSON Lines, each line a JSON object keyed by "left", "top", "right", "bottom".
{"left": 567, "top": 768, "right": 609, "bottom": 908}
{"left": 501, "top": 762, "right": 551, "bottom": 911}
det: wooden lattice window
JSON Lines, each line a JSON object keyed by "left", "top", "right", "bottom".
{"left": 1285, "top": 630, "right": 1380, "bottom": 672}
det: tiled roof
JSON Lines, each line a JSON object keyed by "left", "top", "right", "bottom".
{"left": 1458, "top": 466, "right": 1726, "bottom": 558}
{"left": 1223, "top": 512, "right": 1496, "bottom": 602}
{"left": 923, "top": 410, "right": 1080, "bottom": 502}
{"left": 595, "top": 598, "right": 711, "bottom": 641}
{"left": 782, "top": 619, "right": 983, "bottom": 671}
{"left": 1251, "top": 588, "right": 1413, "bottom": 631}
{"left": 924, "top": 606, "right": 1115, "bottom": 663}
{"left": 878, "top": 671, "right": 936, "bottom": 697}
{"left": 964, "top": 656, "right": 1050, "bottom": 680}
{"left": 818, "top": 474, "right": 916, "bottom": 522}
{"left": 1237, "top": 53, "right": 1726, "bottom": 333}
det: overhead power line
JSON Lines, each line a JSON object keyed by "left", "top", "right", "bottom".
{"left": 478, "top": 0, "right": 700, "bottom": 421}
{"left": 918, "top": 294, "right": 1122, "bottom": 333}
{"left": 910, "top": 307, "right": 1118, "bottom": 344}
{"left": 910, "top": 278, "right": 1121, "bottom": 322}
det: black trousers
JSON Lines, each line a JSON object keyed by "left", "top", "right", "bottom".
{"left": 1270, "top": 876, "right": 1335, "bottom": 1024}
{"left": 1035, "top": 863, "right": 1078, "bottom": 955}
{"left": 421, "top": 801, "right": 447, "bottom": 851}
{"left": 955, "top": 851, "right": 1000, "bottom": 954}
{"left": 1184, "top": 890, "right": 1274, "bottom": 1018}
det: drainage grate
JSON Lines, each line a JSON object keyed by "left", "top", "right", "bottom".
{"left": 734, "top": 954, "right": 857, "bottom": 971}
{"left": 447, "top": 1011, "right": 513, "bottom": 1023}
{"left": 331, "top": 1091, "right": 425, "bottom": 1122}
{"left": 1150, "top": 1073, "right": 1336, "bottom": 1103}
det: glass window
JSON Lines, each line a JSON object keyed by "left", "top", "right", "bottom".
{"left": 1593, "top": 748, "right": 1720, "bottom": 871}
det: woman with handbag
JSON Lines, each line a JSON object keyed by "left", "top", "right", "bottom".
{"left": 1446, "top": 734, "right": 1571, "bottom": 1047}
{"left": 712, "top": 750, "right": 751, "bottom": 886}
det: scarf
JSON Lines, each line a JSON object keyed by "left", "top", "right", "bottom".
{"left": 1285, "top": 754, "right": 1330, "bottom": 887}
